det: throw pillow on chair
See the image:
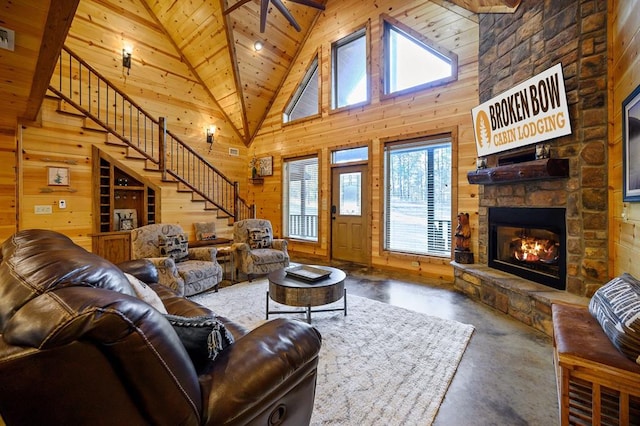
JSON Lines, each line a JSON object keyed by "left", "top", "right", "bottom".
{"left": 249, "top": 227, "right": 272, "bottom": 249}
{"left": 194, "top": 222, "right": 217, "bottom": 241}
{"left": 159, "top": 234, "right": 189, "bottom": 262}
{"left": 164, "top": 314, "right": 235, "bottom": 370}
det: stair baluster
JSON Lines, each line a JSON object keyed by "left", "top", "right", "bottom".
{"left": 48, "top": 46, "right": 254, "bottom": 222}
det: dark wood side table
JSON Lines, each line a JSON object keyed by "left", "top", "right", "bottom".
{"left": 266, "top": 265, "right": 347, "bottom": 323}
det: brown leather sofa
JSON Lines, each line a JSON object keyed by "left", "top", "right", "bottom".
{"left": 0, "top": 229, "right": 322, "bottom": 425}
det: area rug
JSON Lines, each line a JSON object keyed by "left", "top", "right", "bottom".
{"left": 191, "top": 280, "right": 474, "bottom": 425}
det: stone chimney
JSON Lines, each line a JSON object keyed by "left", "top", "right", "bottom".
{"left": 476, "top": 0, "right": 608, "bottom": 297}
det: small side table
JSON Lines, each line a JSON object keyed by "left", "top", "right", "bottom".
{"left": 216, "top": 246, "right": 236, "bottom": 283}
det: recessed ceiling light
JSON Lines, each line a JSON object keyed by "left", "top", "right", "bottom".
{"left": 254, "top": 41, "right": 263, "bottom": 51}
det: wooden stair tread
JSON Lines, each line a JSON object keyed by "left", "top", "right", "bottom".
{"left": 50, "top": 75, "right": 253, "bottom": 225}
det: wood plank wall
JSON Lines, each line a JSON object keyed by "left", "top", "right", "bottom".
{"left": 250, "top": 0, "right": 480, "bottom": 280}
{"left": 0, "top": 133, "right": 17, "bottom": 240}
{"left": 16, "top": 96, "right": 242, "bottom": 250}
{"left": 3, "top": 0, "right": 254, "bottom": 248}
{"left": 609, "top": 0, "right": 640, "bottom": 278}
{"left": 64, "top": 0, "right": 249, "bottom": 191}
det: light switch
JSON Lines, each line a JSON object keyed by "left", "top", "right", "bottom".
{"left": 34, "top": 205, "right": 52, "bottom": 214}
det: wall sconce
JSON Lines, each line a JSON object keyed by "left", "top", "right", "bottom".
{"left": 206, "top": 125, "right": 216, "bottom": 144}
{"left": 122, "top": 46, "right": 132, "bottom": 75}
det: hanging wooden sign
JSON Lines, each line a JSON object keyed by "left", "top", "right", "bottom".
{"left": 471, "top": 63, "right": 572, "bottom": 157}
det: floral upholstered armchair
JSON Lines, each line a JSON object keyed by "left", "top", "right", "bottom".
{"left": 130, "top": 223, "right": 223, "bottom": 296}
{"left": 232, "top": 219, "right": 290, "bottom": 281}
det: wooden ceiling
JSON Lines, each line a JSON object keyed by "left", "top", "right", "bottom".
{"left": 0, "top": 0, "right": 519, "bottom": 141}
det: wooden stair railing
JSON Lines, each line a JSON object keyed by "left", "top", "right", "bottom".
{"left": 48, "top": 46, "right": 254, "bottom": 221}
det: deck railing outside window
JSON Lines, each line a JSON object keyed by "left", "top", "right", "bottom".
{"left": 288, "top": 214, "right": 318, "bottom": 239}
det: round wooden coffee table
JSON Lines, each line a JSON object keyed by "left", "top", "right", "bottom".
{"left": 266, "top": 265, "right": 347, "bottom": 323}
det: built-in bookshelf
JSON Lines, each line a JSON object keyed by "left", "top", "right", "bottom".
{"left": 92, "top": 146, "right": 160, "bottom": 262}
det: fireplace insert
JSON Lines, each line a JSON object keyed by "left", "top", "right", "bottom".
{"left": 488, "top": 207, "right": 566, "bottom": 290}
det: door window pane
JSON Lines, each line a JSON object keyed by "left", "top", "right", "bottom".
{"left": 339, "top": 172, "right": 361, "bottom": 215}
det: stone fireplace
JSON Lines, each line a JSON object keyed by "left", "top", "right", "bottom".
{"left": 453, "top": 165, "right": 584, "bottom": 336}
{"left": 475, "top": 0, "right": 608, "bottom": 298}
{"left": 488, "top": 207, "right": 566, "bottom": 291}
{"left": 452, "top": 1, "right": 608, "bottom": 336}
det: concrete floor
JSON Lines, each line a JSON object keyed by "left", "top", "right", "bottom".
{"left": 305, "top": 260, "right": 559, "bottom": 425}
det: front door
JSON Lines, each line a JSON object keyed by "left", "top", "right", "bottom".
{"left": 331, "top": 165, "right": 369, "bottom": 263}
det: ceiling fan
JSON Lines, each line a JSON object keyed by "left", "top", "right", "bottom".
{"left": 224, "top": 0, "right": 326, "bottom": 33}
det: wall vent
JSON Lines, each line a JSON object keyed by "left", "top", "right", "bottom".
{"left": 229, "top": 147, "right": 239, "bottom": 156}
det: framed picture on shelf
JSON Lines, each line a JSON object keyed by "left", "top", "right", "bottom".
{"left": 114, "top": 209, "right": 138, "bottom": 231}
{"left": 623, "top": 83, "right": 640, "bottom": 201}
{"left": 47, "top": 167, "right": 70, "bottom": 186}
{"left": 258, "top": 156, "right": 273, "bottom": 176}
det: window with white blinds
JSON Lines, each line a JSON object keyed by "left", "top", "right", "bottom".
{"left": 384, "top": 136, "right": 452, "bottom": 257}
{"left": 283, "top": 156, "right": 319, "bottom": 241}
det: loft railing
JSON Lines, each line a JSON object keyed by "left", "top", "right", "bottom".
{"left": 48, "top": 45, "right": 254, "bottom": 221}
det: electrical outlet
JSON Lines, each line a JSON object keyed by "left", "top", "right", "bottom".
{"left": 34, "top": 205, "right": 52, "bottom": 214}
{"left": 411, "top": 261, "right": 420, "bottom": 267}
{"left": 59, "top": 200, "right": 66, "bottom": 209}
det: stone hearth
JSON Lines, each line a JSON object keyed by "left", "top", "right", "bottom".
{"left": 452, "top": 262, "right": 588, "bottom": 336}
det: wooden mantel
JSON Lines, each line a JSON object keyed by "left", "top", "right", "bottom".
{"left": 467, "top": 158, "right": 569, "bottom": 185}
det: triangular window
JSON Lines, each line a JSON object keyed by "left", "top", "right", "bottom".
{"left": 283, "top": 55, "right": 319, "bottom": 124}
{"left": 383, "top": 19, "right": 457, "bottom": 96}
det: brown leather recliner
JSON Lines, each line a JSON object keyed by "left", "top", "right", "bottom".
{"left": 0, "top": 229, "right": 321, "bottom": 425}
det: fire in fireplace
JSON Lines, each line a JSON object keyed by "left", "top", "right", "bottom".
{"left": 489, "top": 207, "right": 566, "bottom": 290}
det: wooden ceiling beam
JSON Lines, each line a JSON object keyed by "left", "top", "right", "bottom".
{"left": 448, "top": 0, "right": 521, "bottom": 14}
{"left": 223, "top": 0, "right": 252, "bottom": 15}
{"left": 22, "top": 0, "right": 81, "bottom": 122}
{"left": 221, "top": 0, "right": 251, "bottom": 143}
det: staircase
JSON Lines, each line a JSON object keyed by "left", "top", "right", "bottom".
{"left": 48, "top": 46, "right": 254, "bottom": 223}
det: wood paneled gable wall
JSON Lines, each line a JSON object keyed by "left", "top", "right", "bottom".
{"left": 18, "top": 94, "right": 243, "bottom": 250}
{"left": 10, "top": 0, "right": 480, "bottom": 279}
{"left": 250, "top": 0, "right": 479, "bottom": 280}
